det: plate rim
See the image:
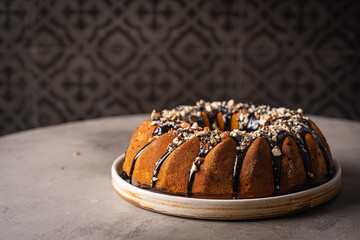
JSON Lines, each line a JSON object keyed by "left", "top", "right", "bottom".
{"left": 111, "top": 153, "right": 341, "bottom": 219}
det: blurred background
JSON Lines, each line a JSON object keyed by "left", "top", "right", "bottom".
{"left": 0, "top": 0, "right": 359, "bottom": 136}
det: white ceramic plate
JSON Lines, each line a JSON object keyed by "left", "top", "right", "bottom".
{"left": 112, "top": 154, "right": 341, "bottom": 220}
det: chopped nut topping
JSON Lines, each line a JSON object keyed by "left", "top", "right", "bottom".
{"left": 197, "top": 157, "right": 205, "bottom": 164}
{"left": 190, "top": 163, "right": 198, "bottom": 172}
{"left": 239, "top": 113, "right": 244, "bottom": 121}
{"left": 173, "top": 137, "right": 179, "bottom": 145}
{"left": 272, "top": 146, "right": 282, "bottom": 157}
{"left": 202, "top": 142, "right": 210, "bottom": 149}
{"left": 151, "top": 110, "right": 157, "bottom": 119}
{"left": 191, "top": 122, "right": 198, "bottom": 129}
{"left": 220, "top": 132, "right": 230, "bottom": 139}
{"left": 149, "top": 100, "right": 312, "bottom": 160}
{"left": 181, "top": 122, "right": 190, "bottom": 129}
{"left": 205, "top": 105, "right": 212, "bottom": 112}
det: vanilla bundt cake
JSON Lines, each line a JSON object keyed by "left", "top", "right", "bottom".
{"left": 122, "top": 100, "right": 334, "bottom": 199}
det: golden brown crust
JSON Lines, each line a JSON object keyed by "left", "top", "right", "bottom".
{"left": 279, "top": 136, "right": 307, "bottom": 195}
{"left": 305, "top": 133, "right": 327, "bottom": 180}
{"left": 192, "top": 137, "right": 236, "bottom": 198}
{"left": 201, "top": 111, "right": 211, "bottom": 128}
{"left": 156, "top": 136, "right": 200, "bottom": 194}
{"left": 217, "top": 112, "right": 225, "bottom": 131}
{"left": 230, "top": 113, "right": 238, "bottom": 130}
{"left": 123, "top": 120, "right": 156, "bottom": 174}
{"left": 131, "top": 131, "right": 178, "bottom": 186}
{"left": 237, "top": 137, "right": 274, "bottom": 198}
{"left": 310, "top": 120, "right": 333, "bottom": 166}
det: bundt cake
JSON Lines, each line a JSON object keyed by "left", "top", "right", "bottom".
{"left": 121, "top": 100, "right": 334, "bottom": 199}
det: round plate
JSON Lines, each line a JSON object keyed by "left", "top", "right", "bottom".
{"left": 112, "top": 154, "right": 341, "bottom": 220}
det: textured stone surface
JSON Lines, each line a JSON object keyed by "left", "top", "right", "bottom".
{"left": 0, "top": 114, "right": 360, "bottom": 240}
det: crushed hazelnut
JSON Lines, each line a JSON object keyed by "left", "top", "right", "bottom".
{"left": 191, "top": 122, "right": 198, "bottom": 129}
{"left": 239, "top": 113, "right": 244, "bottom": 121}
{"left": 197, "top": 157, "right": 205, "bottom": 164}
{"left": 271, "top": 146, "right": 282, "bottom": 157}
{"left": 182, "top": 122, "right": 190, "bottom": 129}
{"left": 205, "top": 105, "right": 212, "bottom": 112}
{"left": 220, "top": 132, "right": 230, "bottom": 139}
{"left": 190, "top": 162, "right": 198, "bottom": 172}
{"left": 151, "top": 110, "right": 156, "bottom": 119}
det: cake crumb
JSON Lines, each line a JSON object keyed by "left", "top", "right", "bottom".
{"left": 74, "top": 151, "right": 81, "bottom": 156}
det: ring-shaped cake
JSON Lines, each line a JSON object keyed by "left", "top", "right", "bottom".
{"left": 121, "top": 100, "right": 334, "bottom": 199}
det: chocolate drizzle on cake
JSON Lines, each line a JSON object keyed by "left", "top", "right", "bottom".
{"left": 128, "top": 141, "right": 153, "bottom": 184}
{"left": 151, "top": 147, "right": 176, "bottom": 188}
{"left": 187, "top": 146, "right": 208, "bottom": 197}
{"left": 300, "top": 118, "right": 331, "bottom": 174}
{"left": 230, "top": 136, "right": 248, "bottom": 199}
{"left": 127, "top": 100, "right": 333, "bottom": 198}
{"left": 186, "top": 130, "right": 225, "bottom": 197}
{"left": 151, "top": 131, "right": 191, "bottom": 188}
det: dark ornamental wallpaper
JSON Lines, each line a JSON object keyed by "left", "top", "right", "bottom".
{"left": 0, "top": 0, "right": 359, "bottom": 135}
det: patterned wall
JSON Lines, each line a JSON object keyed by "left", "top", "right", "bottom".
{"left": 0, "top": 0, "right": 359, "bottom": 135}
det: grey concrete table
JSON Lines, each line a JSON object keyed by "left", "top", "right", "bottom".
{"left": 1, "top": 114, "right": 360, "bottom": 240}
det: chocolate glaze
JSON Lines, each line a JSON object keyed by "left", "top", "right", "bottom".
{"left": 231, "top": 136, "right": 248, "bottom": 199}
{"left": 223, "top": 112, "right": 233, "bottom": 131}
{"left": 300, "top": 119, "right": 331, "bottom": 174}
{"left": 277, "top": 130, "right": 312, "bottom": 179}
{"left": 187, "top": 147, "right": 208, "bottom": 197}
{"left": 128, "top": 141, "right": 153, "bottom": 184}
{"left": 153, "top": 124, "right": 171, "bottom": 136}
{"left": 206, "top": 110, "right": 218, "bottom": 128}
{"left": 231, "top": 131, "right": 312, "bottom": 199}
{"left": 261, "top": 133, "right": 283, "bottom": 196}
{"left": 127, "top": 101, "right": 333, "bottom": 199}
{"left": 193, "top": 106, "right": 205, "bottom": 127}
{"left": 151, "top": 142, "right": 184, "bottom": 188}
{"left": 246, "top": 114, "right": 260, "bottom": 131}
{"left": 120, "top": 171, "right": 129, "bottom": 180}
